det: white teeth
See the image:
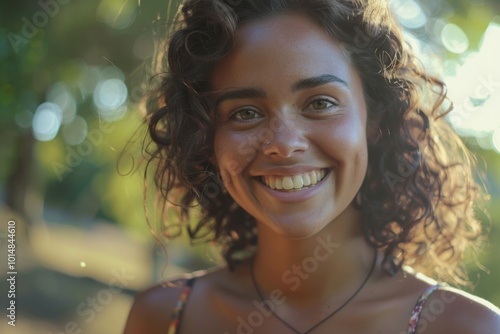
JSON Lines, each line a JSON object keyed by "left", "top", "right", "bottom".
{"left": 261, "top": 169, "right": 327, "bottom": 191}
{"left": 310, "top": 171, "right": 317, "bottom": 184}
{"left": 283, "top": 176, "right": 294, "bottom": 190}
{"left": 303, "top": 174, "right": 311, "bottom": 186}
{"left": 293, "top": 175, "right": 303, "bottom": 188}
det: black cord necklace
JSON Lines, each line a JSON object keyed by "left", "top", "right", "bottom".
{"left": 250, "top": 250, "right": 378, "bottom": 334}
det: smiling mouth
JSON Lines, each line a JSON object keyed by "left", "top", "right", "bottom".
{"left": 260, "top": 169, "right": 328, "bottom": 192}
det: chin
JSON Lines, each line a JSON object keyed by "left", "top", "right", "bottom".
{"left": 258, "top": 210, "right": 338, "bottom": 239}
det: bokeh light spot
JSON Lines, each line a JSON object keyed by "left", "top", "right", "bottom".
{"left": 32, "top": 102, "right": 62, "bottom": 142}
{"left": 476, "top": 133, "right": 494, "bottom": 151}
{"left": 441, "top": 23, "right": 469, "bottom": 54}
{"left": 93, "top": 78, "right": 128, "bottom": 111}
{"left": 392, "top": 0, "right": 428, "bottom": 29}
{"left": 93, "top": 78, "right": 128, "bottom": 121}
{"left": 47, "top": 83, "right": 77, "bottom": 124}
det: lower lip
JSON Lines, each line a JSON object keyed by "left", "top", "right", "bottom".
{"left": 257, "top": 170, "right": 331, "bottom": 203}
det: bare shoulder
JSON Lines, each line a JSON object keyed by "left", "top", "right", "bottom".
{"left": 122, "top": 273, "right": 200, "bottom": 334}
{"left": 423, "top": 286, "right": 500, "bottom": 333}
{"left": 122, "top": 266, "right": 235, "bottom": 334}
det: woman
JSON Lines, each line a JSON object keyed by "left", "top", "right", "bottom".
{"left": 124, "top": 0, "right": 500, "bottom": 333}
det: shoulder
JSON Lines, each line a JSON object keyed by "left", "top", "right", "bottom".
{"left": 384, "top": 269, "right": 500, "bottom": 333}
{"left": 420, "top": 286, "right": 500, "bottom": 333}
{"left": 122, "top": 273, "right": 201, "bottom": 334}
{"left": 122, "top": 266, "right": 236, "bottom": 334}
{"left": 122, "top": 263, "right": 254, "bottom": 334}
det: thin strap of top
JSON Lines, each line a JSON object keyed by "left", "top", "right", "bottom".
{"left": 167, "top": 277, "right": 196, "bottom": 334}
{"left": 407, "top": 284, "right": 441, "bottom": 334}
{"left": 166, "top": 279, "right": 441, "bottom": 334}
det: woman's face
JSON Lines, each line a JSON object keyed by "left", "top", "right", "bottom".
{"left": 212, "top": 13, "right": 368, "bottom": 238}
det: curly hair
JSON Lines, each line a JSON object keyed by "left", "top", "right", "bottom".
{"left": 143, "top": 0, "right": 487, "bottom": 285}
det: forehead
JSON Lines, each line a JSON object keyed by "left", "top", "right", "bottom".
{"left": 212, "top": 13, "right": 357, "bottom": 90}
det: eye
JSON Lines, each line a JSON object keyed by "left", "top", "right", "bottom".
{"left": 311, "top": 100, "right": 332, "bottom": 110}
{"left": 230, "top": 108, "right": 263, "bottom": 121}
{"left": 305, "top": 98, "right": 338, "bottom": 112}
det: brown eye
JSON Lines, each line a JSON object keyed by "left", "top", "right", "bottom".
{"left": 310, "top": 99, "right": 334, "bottom": 110}
{"left": 232, "top": 108, "right": 262, "bottom": 121}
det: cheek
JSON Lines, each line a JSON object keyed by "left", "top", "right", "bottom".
{"left": 319, "top": 118, "right": 367, "bottom": 155}
{"left": 342, "top": 122, "right": 369, "bottom": 181}
{"left": 317, "top": 118, "right": 368, "bottom": 181}
{"left": 214, "top": 130, "right": 251, "bottom": 179}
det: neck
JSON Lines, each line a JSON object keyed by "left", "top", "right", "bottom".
{"left": 252, "top": 205, "right": 376, "bottom": 304}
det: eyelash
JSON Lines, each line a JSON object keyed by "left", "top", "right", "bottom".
{"left": 305, "top": 97, "right": 339, "bottom": 112}
{"left": 229, "top": 108, "right": 263, "bottom": 121}
{"left": 226, "top": 97, "right": 339, "bottom": 122}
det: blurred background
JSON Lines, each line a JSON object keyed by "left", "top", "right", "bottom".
{"left": 0, "top": 0, "right": 499, "bottom": 333}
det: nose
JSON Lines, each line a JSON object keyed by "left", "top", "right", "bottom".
{"left": 261, "top": 114, "right": 309, "bottom": 158}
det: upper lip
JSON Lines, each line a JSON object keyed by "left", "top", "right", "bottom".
{"left": 251, "top": 166, "right": 329, "bottom": 177}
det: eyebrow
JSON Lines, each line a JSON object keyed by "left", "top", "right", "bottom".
{"left": 291, "top": 74, "right": 348, "bottom": 92}
{"left": 214, "top": 74, "right": 348, "bottom": 106}
{"left": 215, "top": 87, "right": 266, "bottom": 106}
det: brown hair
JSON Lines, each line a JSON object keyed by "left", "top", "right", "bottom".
{"left": 143, "top": 0, "right": 487, "bottom": 285}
